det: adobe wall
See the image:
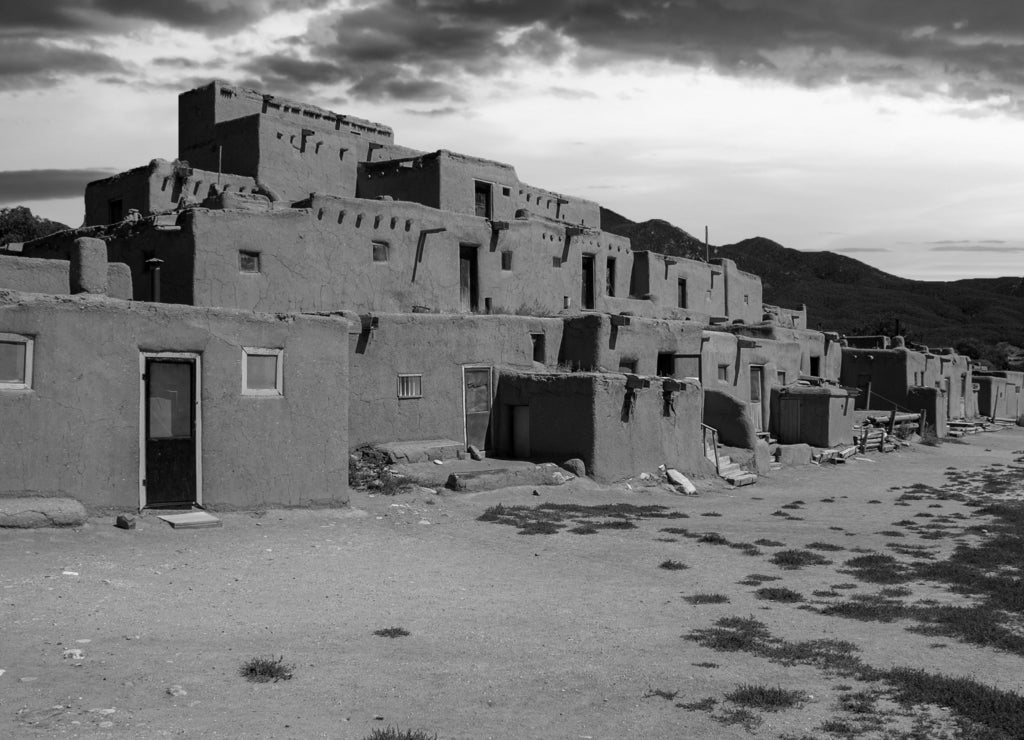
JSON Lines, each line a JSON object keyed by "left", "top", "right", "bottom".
{"left": 25, "top": 224, "right": 194, "bottom": 304}
{"left": 495, "top": 372, "right": 707, "bottom": 482}
{"left": 841, "top": 348, "right": 913, "bottom": 410}
{"left": 1, "top": 246, "right": 132, "bottom": 300}
{"left": 730, "top": 324, "right": 841, "bottom": 381}
{"left": 179, "top": 81, "right": 392, "bottom": 166}
{"left": 974, "top": 372, "right": 1024, "bottom": 419}
{"left": 203, "top": 114, "right": 364, "bottom": 201}
{"left": 630, "top": 251, "right": 721, "bottom": 320}
{"left": 349, "top": 313, "right": 564, "bottom": 447}
{"left": 85, "top": 159, "right": 258, "bottom": 226}
{"left": 358, "top": 157, "right": 443, "bottom": 209}
{"left": 0, "top": 292, "right": 349, "bottom": 510}
{"left": 559, "top": 314, "right": 704, "bottom": 375}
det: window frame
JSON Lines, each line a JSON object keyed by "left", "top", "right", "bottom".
{"left": 371, "top": 240, "right": 390, "bottom": 263}
{"left": 397, "top": 373, "right": 423, "bottom": 399}
{"left": 717, "top": 363, "right": 730, "bottom": 383}
{"left": 239, "top": 250, "right": 261, "bottom": 273}
{"left": 241, "top": 347, "right": 284, "bottom": 396}
{"left": 0, "top": 333, "right": 34, "bottom": 390}
{"left": 500, "top": 250, "right": 513, "bottom": 271}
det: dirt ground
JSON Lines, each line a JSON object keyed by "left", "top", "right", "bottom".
{"left": 3, "top": 430, "right": 1024, "bottom": 739}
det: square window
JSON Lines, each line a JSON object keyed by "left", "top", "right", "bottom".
{"left": 656, "top": 353, "right": 674, "bottom": 377}
{"left": 501, "top": 186, "right": 511, "bottom": 197}
{"left": 717, "top": 364, "right": 729, "bottom": 382}
{"left": 242, "top": 348, "right": 283, "bottom": 395}
{"left": 397, "top": 374, "right": 422, "bottom": 399}
{"left": 239, "top": 251, "right": 260, "bottom": 273}
{"left": 0, "top": 333, "right": 33, "bottom": 390}
{"left": 372, "top": 240, "right": 390, "bottom": 262}
{"left": 501, "top": 251, "right": 513, "bottom": 270}
{"left": 619, "top": 358, "right": 638, "bottom": 374}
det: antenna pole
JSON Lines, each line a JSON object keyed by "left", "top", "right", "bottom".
{"left": 705, "top": 226, "right": 709, "bottom": 262}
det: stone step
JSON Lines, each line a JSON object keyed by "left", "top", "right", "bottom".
{"left": 718, "top": 463, "right": 742, "bottom": 476}
{"left": 723, "top": 472, "right": 758, "bottom": 487}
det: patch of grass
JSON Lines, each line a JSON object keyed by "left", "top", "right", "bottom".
{"left": 781, "top": 502, "right": 804, "bottom": 510}
{"left": 661, "top": 527, "right": 690, "bottom": 535}
{"left": 715, "top": 707, "right": 763, "bottom": 731}
{"left": 698, "top": 532, "right": 729, "bottom": 545}
{"left": 374, "top": 627, "right": 411, "bottom": 638}
{"left": 867, "top": 499, "right": 882, "bottom": 504}
{"left": 819, "top": 594, "right": 907, "bottom": 622}
{"left": 692, "top": 662, "right": 719, "bottom": 668}
{"left": 806, "top": 542, "right": 845, "bottom": 551}
{"left": 831, "top": 583, "right": 859, "bottom": 590}
{"left": 770, "top": 549, "right": 832, "bottom": 569}
{"left": 840, "top": 553, "right": 912, "bottom": 584}
{"left": 728, "top": 542, "right": 762, "bottom": 556}
{"left": 838, "top": 690, "right": 877, "bottom": 714}
{"left": 701, "top": 512, "right": 722, "bottom": 517}
{"left": 677, "top": 697, "right": 717, "bottom": 711}
{"left": 239, "top": 655, "right": 294, "bottom": 683}
{"left": 684, "top": 593, "right": 730, "bottom": 605}
{"left": 877, "top": 530, "right": 906, "bottom": 538}
{"left": 754, "top": 538, "right": 785, "bottom": 546}
{"left": 725, "top": 684, "right": 806, "bottom": 711}
{"left": 659, "top": 559, "right": 688, "bottom": 570}
{"left": 479, "top": 502, "right": 683, "bottom": 535}
{"left": 738, "top": 574, "right": 782, "bottom": 585}
{"left": 756, "top": 587, "right": 804, "bottom": 603}
{"left": 643, "top": 688, "right": 678, "bottom": 700}
{"left": 569, "top": 525, "right": 598, "bottom": 534}
{"left": 880, "top": 586, "right": 913, "bottom": 597}
{"left": 363, "top": 728, "right": 437, "bottom": 740}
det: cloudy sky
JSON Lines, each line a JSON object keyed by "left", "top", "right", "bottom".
{"left": 2, "top": 1, "right": 1024, "bottom": 281}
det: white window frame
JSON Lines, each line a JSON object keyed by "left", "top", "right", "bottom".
{"left": 0, "top": 332, "right": 34, "bottom": 390}
{"left": 397, "top": 373, "right": 423, "bottom": 399}
{"left": 242, "top": 347, "right": 284, "bottom": 396}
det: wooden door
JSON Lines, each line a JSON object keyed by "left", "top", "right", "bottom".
{"left": 459, "top": 246, "right": 478, "bottom": 312}
{"left": 749, "top": 365, "right": 764, "bottom": 433}
{"left": 464, "top": 367, "right": 492, "bottom": 450}
{"left": 144, "top": 357, "right": 198, "bottom": 507}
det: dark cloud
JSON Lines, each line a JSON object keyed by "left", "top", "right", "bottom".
{"left": 0, "top": 0, "right": 331, "bottom": 37}
{"left": 0, "top": 169, "right": 117, "bottom": 202}
{"left": 404, "top": 106, "right": 462, "bottom": 117}
{"left": 0, "top": 39, "right": 126, "bottom": 90}
{"left": 235, "top": 1, "right": 1024, "bottom": 108}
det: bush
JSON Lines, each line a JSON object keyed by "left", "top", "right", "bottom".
{"left": 239, "top": 655, "right": 294, "bottom": 683}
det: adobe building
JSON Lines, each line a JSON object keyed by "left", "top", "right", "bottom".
{"left": 5, "top": 79, "right": 950, "bottom": 508}
{"left": 0, "top": 240, "right": 350, "bottom": 510}
{"left": 973, "top": 371, "right": 1024, "bottom": 421}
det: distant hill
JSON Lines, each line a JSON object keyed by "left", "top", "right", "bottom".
{"left": 0, "top": 206, "right": 69, "bottom": 246}
{"left": 600, "top": 208, "right": 1024, "bottom": 369}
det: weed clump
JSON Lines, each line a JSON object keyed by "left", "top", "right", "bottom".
{"left": 684, "top": 593, "right": 730, "bottom": 605}
{"left": 725, "top": 684, "right": 806, "bottom": 711}
{"left": 363, "top": 728, "right": 437, "bottom": 740}
{"left": 659, "top": 559, "right": 688, "bottom": 570}
{"left": 374, "top": 627, "right": 411, "bottom": 638}
{"left": 756, "top": 587, "right": 804, "bottom": 603}
{"left": 240, "top": 655, "right": 294, "bottom": 683}
{"left": 770, "top": 549, "right": 832, "bottom": 569}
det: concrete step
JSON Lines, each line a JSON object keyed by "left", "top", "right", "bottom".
{"left": 718, "top": 463, "right": 742, "bottom": 476}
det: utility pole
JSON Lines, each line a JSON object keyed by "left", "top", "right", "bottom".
{"left": 704, "top": 226, "right": 709, "bottom": 262}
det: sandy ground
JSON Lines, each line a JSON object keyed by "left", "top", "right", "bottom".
{"left": 2, "top": 429, "right": 1023, "bottom": 739}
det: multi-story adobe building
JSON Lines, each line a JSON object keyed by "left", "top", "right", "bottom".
{"left": 0, "top": 81, "right": 973, "bottom": 510}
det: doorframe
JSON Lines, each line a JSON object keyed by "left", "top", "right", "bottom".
{"left": 749, "top": 363, "right": 766, "bottom": 432}
{"left": 461, "top": 364, "right": 493, "bottom": 449}
{"left": 138, "top": 351, "right": 203, "bottom": 510}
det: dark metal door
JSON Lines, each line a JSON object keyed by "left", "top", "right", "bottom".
{"left": 464, "top": 367, "right": 492, "bottom": 450}
{"left": 145, "top": 358, "right": 197, "bottom": 507}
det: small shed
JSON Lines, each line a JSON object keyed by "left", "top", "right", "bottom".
{"left": 773, "top": 385, "right": 854, "bottom": 448}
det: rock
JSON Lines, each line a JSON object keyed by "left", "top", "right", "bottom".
{"left": 0, "top": 497, "right": 87, "bottom": 528}
{"left": 62, "top": 649, "right": 85, "bottom": 660}
{"left": 562, "top": 458, "right": 586, "bottom": 477}
{"left": 532, "top": 490, "right": 540, "bottom": 496}
{"left": 639, "top": 472, "right": 651, "bottom": 481}
{"left": 166, "top": 685, "right": 187, "bottom": 697}
{"left": 665, "top": 469, "right": 697, "bottom": 495}
{"left": 776, "top": 443, "right": 812, "bottom": 466}
{"left": 115, "top": 514, "right": 136, "bottom": 530}
{"left": 467, "top": 445, "right": 484, "bottom": 461}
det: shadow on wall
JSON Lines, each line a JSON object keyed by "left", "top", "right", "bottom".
{"left": 704, "top": 389, "right": 756, "bottom": 448}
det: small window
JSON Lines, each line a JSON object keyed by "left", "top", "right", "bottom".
{"left": 501, "top": 251, "right": 513, "bottom": 270}
{"left": 678, "top": 279, "right": 687, "bottom": 308}
{"left": 239, "top": 251, "right": 260, "bottom": 273}
{"left": 242, "top": 348, "right": 283, "bottom": 396}
{"left": 606, "top": 257, "right": 616, "bottom": 297}
{"left": 0, "top": 333, "right": 33, "bottom": 390}
{"left": 717, "top": 364, "right": 729, "bottom": 382}
{"left": 619, "top": 358, "right": 638, "bottom": 374}
{"left": 501, "top": 186, "right": 511, "bottom": 197}
{"left": 397, "top": 374, "right": 422, "bottom": 399}
{"left": 474, "top": 181, "right": 492, "bottom": 218}
{"left": 744, "top": 294, "right": 750, "bottom": 305}
{"left": 372, "top": 240, "right": 389, "bottom": 262}
{"left": 809, "top": 356, "right": 821, "bottom": 376}
{"left": 777, "top": 371, "right": 786, "bottom": 385}
{"left": 657, "top": 353, "right": 674, "bottom": 377}
{"left": 531, "top": 333, "right": 546, "bottom": 363}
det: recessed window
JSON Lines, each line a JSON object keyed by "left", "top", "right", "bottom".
{"left": 0, "top": 333, "right": 33, "bottom": 390}
{"left": 474, "top": 181, "right": 492, "bottom": 218}
{"left": 678, "top": 279, "right": 688, "bottom": 308}
{"left": 531, "top": 333, "right": 546, "bottom": 363}
{"left": 657, "top": 353, "right": 674, "bottom": 377}
{"left": 239, "top": 251, "right": 260, "bottom": 273}
{"left": 606, "top": 257, "right": 616, "bottom": 297}
{"left": 397, "top": 374, "right": 422, "bottom": 399}
{"left": 108, "top": 198, "right": 123, "bottom": 224}
{"left": 717, "top": 364, "right": 729, "bottom": 382}
{"left": 501, "top": 186, "right": 511, "bottom": 197}
{"left": 242, "top": 348, "right": 283, "bottom": 396}
{"left": 809, "top": 356, "right": 821, "bottom": 376}
{"left": 777, "top": 371, "right": 786, "bottom": 385}
{"left": 372, "top": 240, "right": 390, "bottom": 262}
{"left": 619, "top": 358, "right": 638, "bottom": 374}
{"left": 501, "top": 251, "right": 513, "bottom": 270}
{"left": 743, "top": 294, "right": 750, "bottom": 305}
